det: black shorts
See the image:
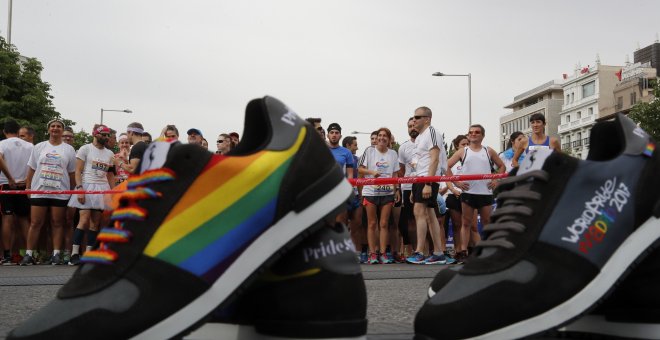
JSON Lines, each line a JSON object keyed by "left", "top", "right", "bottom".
{"left": 362, "top": 195, "right": 394, "bottom": 207}
{"left": 412, "top": 183, "right": 439, "bottom": 208}
{"left": 400, "top": 190, "right": 414, "bottom": 219}
{"left": 445, "top": 194, "right": 462, "bottom": 212}
{"left": 460, "top": 193, "right": 494, "bottom": 209}
{"left": 0, "top": 184, "right": 30, "bottom": 216}
{"left": 30, "top": 198, "right": 69, "bottom": 208}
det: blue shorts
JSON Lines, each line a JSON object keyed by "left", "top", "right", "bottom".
{"left": 346, "top": 194, "right": 361, "bottom": 212}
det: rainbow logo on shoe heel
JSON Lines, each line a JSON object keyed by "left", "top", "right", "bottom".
{"left": 143, "top": 130, "right": 306, "bottom": 282}
{"left": 643, "top": 142, "right": 655, "bottom": 157}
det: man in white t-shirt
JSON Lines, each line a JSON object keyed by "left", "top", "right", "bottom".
{"left": 406, "top": 106, "right": 451, "bottom": 265}
{"left": 446, "top": 124, "right": 505, "bottom": 258}
{"left": 0, "top": 120, "right": 34, "bottom": 264}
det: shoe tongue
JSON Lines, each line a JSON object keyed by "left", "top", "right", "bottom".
{"left": 516, "top": 148, "right": 554, "bottom": 176}
{"left": 137, "top": 140, "right": 180, "bottom": 174}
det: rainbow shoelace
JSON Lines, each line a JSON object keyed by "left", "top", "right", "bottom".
{"left": 81, "top": 168, "right": 176, "bottom": 265}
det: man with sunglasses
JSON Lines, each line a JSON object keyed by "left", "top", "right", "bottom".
{"left": 446, "top": 124, "right": 505, "bottom": 258}
{"left": 67, "top": 125, "right": 116, "bottom": 265}
{"left": 406, "top": 107, "right": 451, "bottom": 264}
{"left": 216, "top": 134, "right": 232, "bottom": 155}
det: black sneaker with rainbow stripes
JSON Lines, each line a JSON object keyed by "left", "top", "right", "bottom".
{"left": 8, "top": 96, "right": 353, "bottom": 340}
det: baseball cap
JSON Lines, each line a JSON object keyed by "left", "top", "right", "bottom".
{"left": 327, "top": 123, "right": 342, "bottom": 133}
{"left": 187, "top": 128, "right": 203, "bottom": 137}
{"left": 229, "top": 132, "right": 240, "bottom": 139}
{"left": 93, "top": 125, "right": 111, "bottom": 136}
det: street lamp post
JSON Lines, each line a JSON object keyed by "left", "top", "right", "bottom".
{"left": 100, "top": 108, "right": 132, "bottom": 125}
{"left": 432, "top": 72, "right": 472, "bottom": 126}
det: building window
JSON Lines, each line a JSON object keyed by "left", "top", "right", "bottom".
{"left": 582, "top": 81, "right": 596, "bottom": 98}
{"left": 571, "top": 93, "right": 575, "bottom": 103}
{"left": 630, "top": 92, "right": 637, "bottom": 105}
{"left": 566, "top": 114, "right": 571, "bottom": 123}
{"left": 588, "top": 107, "right": 593, "bottom": 116}
{"left": 577, "top": 111, "right": 581, "bottom": 119}
{"left": 566, "top": 94, "right": 570, "bottom": 103}
{"left": 616, "top": 96, "right": 623, "bottom": 110}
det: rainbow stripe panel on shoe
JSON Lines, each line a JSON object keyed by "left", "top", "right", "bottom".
{"left": 415, "top": 113, "right": 660, "bottom": 340}
{"left": 8, "top": 96, "right": 352, "bottom": 340}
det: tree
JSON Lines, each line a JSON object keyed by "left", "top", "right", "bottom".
{"left": 628, "top": 81, "right": 660, "bottom": 142}
{"left": 0, "top": 37, "right": 74, "bottom": 142}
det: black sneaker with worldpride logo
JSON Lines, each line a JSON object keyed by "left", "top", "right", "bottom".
{"left": 415, "top": 113, "right": 660, "bottom": 339}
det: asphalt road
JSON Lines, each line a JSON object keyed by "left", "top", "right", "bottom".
{"left": 0, "top": 263, "right": 439, "bottom": 339}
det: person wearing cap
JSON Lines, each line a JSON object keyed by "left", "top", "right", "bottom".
{"left": 66, "top": 125, "right": 116, "bottom": 265}
{"left": 187, "top": 128, "right": 203, "bottom": 146}
{"left": 21, "top": 119, "right": 77, "bottom": 266}
{"left": 117, "top": 122, "right": 147, "bottom": 174}
{"left": 229, "top": 132, "right": 240, "bottom": 145}
{"left": 327, "top": 123, "right": 355, "bottom": 225}
{"left": 511, "top": 113, "right": 561, "bottom": 168}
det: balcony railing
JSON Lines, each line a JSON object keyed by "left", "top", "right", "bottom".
{"left": 561, "top": 138, "right": 590, "bottom": 151}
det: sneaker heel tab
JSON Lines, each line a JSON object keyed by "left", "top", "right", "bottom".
{"left": 260, "top": 96, "right": 308, "bottom": 151}
{"left": 617, "top": 113, "right": 653, "bottom": 157}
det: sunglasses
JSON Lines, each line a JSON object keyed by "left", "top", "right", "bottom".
{"left": 413, "top": 115, "right": 429, "bottom": 120}
{"left": 98, "top": 133, "right": 110, "bottom": 137}
{"left": 217, "top": 140, "right": 226, "bottom": 144}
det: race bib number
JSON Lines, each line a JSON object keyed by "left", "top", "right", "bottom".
{"left": 40, "top": 165, "right": 64, "bottom": 189}
{"left": 374, "top": 184, "right": 393, "bottom": 194}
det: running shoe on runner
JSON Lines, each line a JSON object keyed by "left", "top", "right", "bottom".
{"left": 406, "top": 252, "right": 426, "bottom": 264}
{"left": 380, "top": 252, "right": 394, "bottom": 264}
{"left": 8, "top": 96, "right": 352, "bottom": 340}
{"left": 189, "top": 223, "right": 367, "bottom": 340}
{"left": 415, "top": 113, "right": 660, "bottom": 339}
{"left": 368, "top": 252, "right": 379, "bottom": 264}
{"left": 423, "top": 253, "right": 446, "bottom": 265}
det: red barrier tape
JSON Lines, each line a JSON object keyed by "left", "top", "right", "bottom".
{"left": 0, "top": 173, "right": 508, "bottom": 195}
{"left": 0, "top": 190, "right": 124, "bottom": 195}
{"left": 348, "top": 173, "right": 508, "bottom": 186}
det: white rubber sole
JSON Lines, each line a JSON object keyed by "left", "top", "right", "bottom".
{"left": 131, "top": 179, "right": 352, "bottom": 340}
{"left": 464, "top": 215, "right": 660, "bottom": 340}
{"left": 184, "top": 323, "right": 367, "bottom": 340}
{"left": 558, "top": 315, "right": 660, "bottom": 339}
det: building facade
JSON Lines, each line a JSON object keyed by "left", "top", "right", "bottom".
{"left": 500, "top": 80, "right": 564, "bottom": 152}
{"left": 558, "top": 64, "right": 621, "bottom": 159}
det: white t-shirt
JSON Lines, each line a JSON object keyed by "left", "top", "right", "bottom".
{"left": 397, "top": 140, "right": 416, "bottom": 191}
{"left": 413, "top": 126, "right": 447, "bottom": 177}
{"left": 359, "top": 146, "right": 399, "bottom": 197}
{"left": 461, "top": 145, "right": 493, "bottom": 195}
{"left": 28, "top": 141, "right": 76, "bottom": 200}
{"left": 76, "top": 144, "right": 115, "bottom": 184}
{"left": 0, "top": 137, "right": 33, "bottom": 184}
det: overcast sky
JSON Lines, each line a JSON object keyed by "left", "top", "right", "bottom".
{"left": 1, "top": 0, "right": 658, "bottom": 153}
